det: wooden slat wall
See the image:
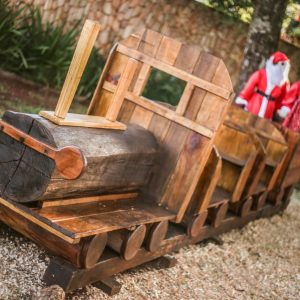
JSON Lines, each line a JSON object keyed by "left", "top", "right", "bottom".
{"left": 87, "top": 29, "right": 233, "bottom": 222}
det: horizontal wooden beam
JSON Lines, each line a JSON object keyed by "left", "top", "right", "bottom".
{"left": 103, "top": 81, "right": 214, "bottom": 138}
{"left": 39, "top": 192, "right": 139, "bottom": 208}
{"left": 0, "top": 197, "right": 78, "bottom": 244}
{"left": 117, "top": 44, "right": 232, "bottom": 100}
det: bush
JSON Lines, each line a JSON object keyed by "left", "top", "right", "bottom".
{"left": 0, "top": 0, "right": 104, "bottom": 97}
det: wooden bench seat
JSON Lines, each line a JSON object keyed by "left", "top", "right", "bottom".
{"left": 33, "top": 197, "right": 175, "bottom": 239}
{"left": 0, "top": 195, "right": 175, "bottom": 243}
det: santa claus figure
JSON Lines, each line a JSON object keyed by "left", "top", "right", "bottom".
{"left": 235, "top": 51, "right": 290, "bottom": 119}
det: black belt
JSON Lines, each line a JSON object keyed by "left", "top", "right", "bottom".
{"left": 255, "top": 89, "right": 276, "bottom": 101}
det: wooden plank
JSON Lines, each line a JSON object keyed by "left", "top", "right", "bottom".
{"left": 39, "top": 192, "right": 138, "bottom": 208}
{"left": 184, "top": 53, "right": 220, "bottom": 120}
{"left": 147, "top": 123, "right": 190, "bottom": 199}
{"left": 39, "top": 111, "right": 126, "bottom": 130}
{"left": 165, "top": 134, "right": 212, "bottom": 222}
{"left": 232, "top": 153, "right": 257, "bottom": 202}
{"left": 88, "top": 44, "right": 118, "bottom": 115}
{"left": 129, "top": 106, "right": 154, "bottom": 129}
{"left": 116, "top": 44, "right": 232, "bottom": 99}
{"left": 36, "top": 199, "right": 175, "bottom": 238}
{"left": 117, "top": 100, "right": 136, "bottom": 123}
{"left": 44, "top": 204, "right": 283, "bottom": 293}
{"left": 54, "top": 20, "right": 101, "bottom": 119}
{"left": 105, "top": 59, "right": 139, "bottom": 121}
{"left": 195, "top": 94, "right": 227, "bottom": 131}
{"left": 174, "top": 44, "right": 200, "bottom": 73}
{"left": 132, "top": 63, "right": 152, "bottom": 95}
{"left": 0, "top": 197, "right": 77, "bottom": 243}
{"left": 88, "top": 52, "right": 130, "bottom": 116}
{"left": 138, "top": 30, "right": 163, "bottom": 56}
{"left": 147, "top": 114, "right": 171, "bottom": 143}
{"left": 103, "top": 81, "right": 214, "bottom": 137}
{"left": 196, "top": 147, "right": 222, "bottom": 214}
{"left": 155, "top": 36, "right": 182, "bottom": 65}
{"left": 176, "top": 82, "right": 195, "bottom": 115}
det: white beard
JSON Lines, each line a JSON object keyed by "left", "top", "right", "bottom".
{"left": 265, "top": 58, "right": 290, "bottom": 87}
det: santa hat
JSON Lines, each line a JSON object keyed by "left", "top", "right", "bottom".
{"left": 270, "top": 51, "right": 289, "bottom": 64}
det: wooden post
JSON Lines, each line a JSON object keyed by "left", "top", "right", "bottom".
{"left": 54, "top": 20, "right": 101, "bottom": 119}
{"left": 105, "top": 58, "right": 138, "bottom": 121}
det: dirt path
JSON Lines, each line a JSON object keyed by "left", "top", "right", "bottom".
{"left": 0, "top": 196, "right": 299, "bottom": 299}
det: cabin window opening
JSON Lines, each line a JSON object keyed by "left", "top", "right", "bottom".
{"left": 142, "top": 69, "right": 186, "bottom": 108}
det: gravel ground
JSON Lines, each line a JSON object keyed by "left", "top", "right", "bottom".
{"left": 0, "top": 195, "right": 299, "bottom": 300}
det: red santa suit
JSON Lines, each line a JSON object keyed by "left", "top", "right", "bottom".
{"left": 236, "top": 51, "right": 290, "bottom": 119}
{"left": 283, "top": 81, "right": 300, "bottom": 132}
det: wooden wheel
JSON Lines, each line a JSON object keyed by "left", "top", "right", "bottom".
{"left": 187, "top": 211, "right": 208, "bottom": 238}
{"left": 239, "top": 197, "right": 253, "bottom": 217}
{"left": 145, "top": 221, "right": 169, "bottom": 252}
{"left": 108, "top": 225, "right": 146, "bottom": 261}
{"left": 80, "top": 233, "right": 108, "bottom": 269}
{"left": 209, "top": 202, "right": 228, "bottom": 228}
{"left": 252, "top": 192, "right": 267, "bottom": 211}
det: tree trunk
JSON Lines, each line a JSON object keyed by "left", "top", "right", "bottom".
{"left": 237, "top": 0, "right": 289, "bottom": 92}
{"left": 0, "top": 111, "right": 159, "bottom": 203}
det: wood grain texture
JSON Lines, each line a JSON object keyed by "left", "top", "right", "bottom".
{"left": 43, "top": 204, "right": 285, "bottom": 293}
{"left": 40, "top": 111, "right": 126, "bottom": 130}
{"left": 34, "top": 198, "right": 175, "bottom": 238}
{"left": 0, "top": 119, "right": 85, "bottom": 180}
{"left": 0, "top": 111, "right": 159, "bottom": 203}
{"left": 55, "top": 20, "right": 100, "bottom": 118}
{"left": 105, "top": 58, "right": 139, "bottom": 121}
{"left": 107, "top": 225, "right": 146, "bottom": 260}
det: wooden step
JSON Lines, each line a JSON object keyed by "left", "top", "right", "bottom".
{"left": 34, "top": 197, "right": 175, "bottom": 238}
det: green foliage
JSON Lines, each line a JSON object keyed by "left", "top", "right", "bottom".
{"left": 143, "top": 69, "right": 186, "bottom": 106}
{"left": 200, "top": 0, "right": 300, "bottom": 25}
{"left": 200, "top": 0, "right": 253, "bottom": 22}
{"left": 0, "top": 0, "right": 104, "bottom": 96}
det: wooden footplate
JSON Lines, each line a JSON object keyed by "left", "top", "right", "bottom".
{"left": 42, "top": 204, "right": 283, "bottom": 293}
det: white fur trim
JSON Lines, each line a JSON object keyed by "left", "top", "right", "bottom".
{"left": 235, "top": 97, "right": 248, "bottom": 107}
{"left": 277, "top": 106, "right": 290, "bottom": 118}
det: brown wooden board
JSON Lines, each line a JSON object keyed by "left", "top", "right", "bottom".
{"left": 43, "top": 203, "right": 284, "bottom": 293}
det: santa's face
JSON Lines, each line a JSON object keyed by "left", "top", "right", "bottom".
{"left": 266, "top": 58, "right": 290, "bottom": 86}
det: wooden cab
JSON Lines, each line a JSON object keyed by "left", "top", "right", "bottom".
{"left": 88, "top": 29, "right": 233, "bottom": 224}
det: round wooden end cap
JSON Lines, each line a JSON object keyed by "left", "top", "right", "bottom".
{"left": 146, "top": 220, "right": 169, "bottom": 252}
{"left": 81, "top": 232, "right": 108, "bottom": 269}
{"left": 188, "top": 211, "right": 208, "bottom": 238}
{"left": 122, "top": 225, "right": 146, "bottom": 261}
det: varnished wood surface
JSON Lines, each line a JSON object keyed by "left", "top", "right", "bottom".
{"left": 44, "top": 203, "right": 285, "bottom": 292}
{"left": 145, "top": 220, "right": 169, "bottom": 252}
{"left": 54, "top": 20, "right": 101, "bottom": 119}
{"left": 107, "top": 225, "right": 146, "bottom": 261}
{"left": 40, "top": 111, "right": 127, "bottom": 130}
{"left": 34, "top": 198, "right": 175, "bottom": 238}
{"left": 39, "top": 192, "right": 138, "bottom": 208}
{"left": 86, "top": 29, "right": 233, "bottom": 222}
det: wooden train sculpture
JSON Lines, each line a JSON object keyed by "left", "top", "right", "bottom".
{"left": 0, "top": 21, "right": 299, "bottom": 295}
